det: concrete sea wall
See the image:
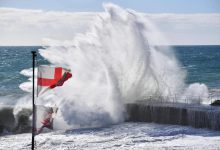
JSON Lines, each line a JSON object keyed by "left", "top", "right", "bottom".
{"left": 126, "top": 101, "right": 220, "bottom": 131}
{"left": 1, "top": 102, "right": 220, "bottom": 134}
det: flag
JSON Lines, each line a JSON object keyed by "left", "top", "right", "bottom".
{"left": 35, "top": 105, "right": 58, "bottom": 135}
{"left": 37, "top": 65, "right": 72, "bottom": 96}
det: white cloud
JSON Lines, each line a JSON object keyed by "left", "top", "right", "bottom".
{"left": 0, "top": 7, "right": 220, "bottom": 45}
{"left": 146, "top": 13, "right": 220, "bottom": 45}
{"left": 0, "top": 7, "right": 96, "bottom": 46}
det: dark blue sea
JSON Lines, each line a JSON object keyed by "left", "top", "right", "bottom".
{"left": 0, "top": 45, "right": 220, "bottom": 104}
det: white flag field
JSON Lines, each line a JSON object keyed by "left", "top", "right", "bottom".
{"left": 35, "top": 105, "right": 58, "bottom": 134}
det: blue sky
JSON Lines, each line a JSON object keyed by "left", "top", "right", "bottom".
{"left": 1, "top": 0, "right": 220, "bottom": 13}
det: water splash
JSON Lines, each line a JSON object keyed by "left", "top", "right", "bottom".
{"left": 18, "top": 3, "right": 209, "bottom": 129}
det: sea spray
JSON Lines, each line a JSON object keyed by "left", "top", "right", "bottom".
{"left": 182, "top": 83, "right": 209, "bottom": 104}
{"left": 18, "top": 3, "right": 209, "bottom": 129}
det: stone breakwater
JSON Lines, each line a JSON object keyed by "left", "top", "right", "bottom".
{"left": 1, "top": 102, "right": 220, "bottom": 134}
{"left": 126, "top": 101, "right": 220, "bottom": 131}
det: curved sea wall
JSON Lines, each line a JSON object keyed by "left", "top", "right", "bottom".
{"left": 126, "top": 101, "right": 220, "bottom": 130}
{"left": 0, "top": 107, "right": 32, "bottom": 134}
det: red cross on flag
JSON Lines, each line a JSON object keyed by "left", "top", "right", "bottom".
{"left": 37, "top": 65, "right": 72, "bottom": 96}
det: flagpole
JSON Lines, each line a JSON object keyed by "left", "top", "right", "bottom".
{"left": 31, "top": 51, "right": 37, "bottom": 150}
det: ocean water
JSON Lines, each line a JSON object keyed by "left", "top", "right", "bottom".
{"left": 0, "top": 45, "right": 219, "bottom": 104}
{"left": 175, "top": 45, "right": 220, "bottom": 88}
{"left": 0, "top": 46, "right": 44, "bottom": 104}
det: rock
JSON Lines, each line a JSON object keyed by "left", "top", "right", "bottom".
{"left": 210, "top": 100, "right": 220, "bottom": 106}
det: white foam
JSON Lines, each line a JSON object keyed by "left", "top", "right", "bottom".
{"left": 182, "top": 83, "right": 209, "bottom": 104}
{"left": 20, "top": 68, "right": 33, "bottom": 77}
{"left": 1, "top": 123, "right": 220, "bottom": 149}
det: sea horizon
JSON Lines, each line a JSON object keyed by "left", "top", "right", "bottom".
{"left": 1, "top": 44, "right": 220, "bottom": 47}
